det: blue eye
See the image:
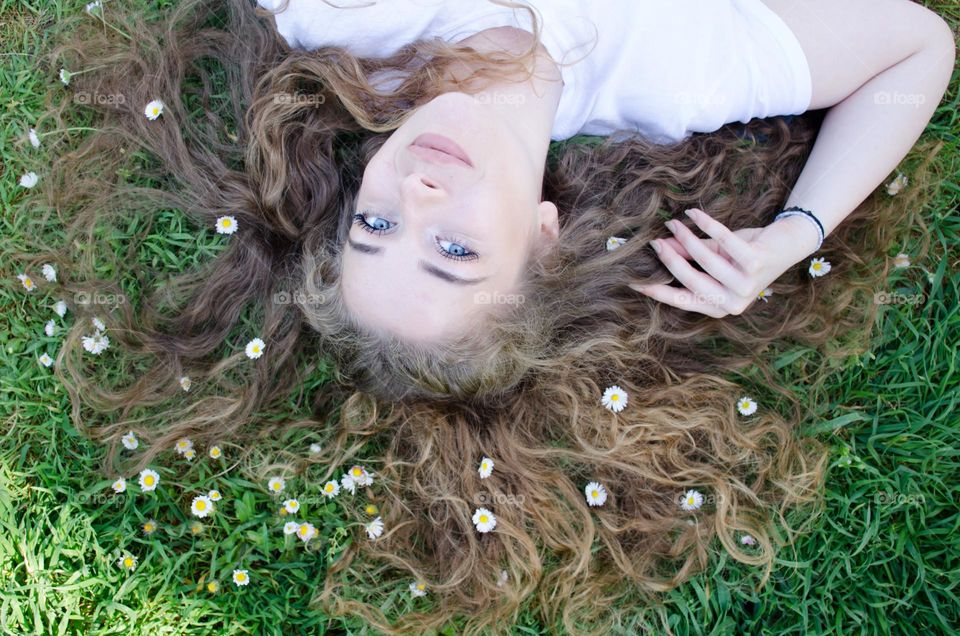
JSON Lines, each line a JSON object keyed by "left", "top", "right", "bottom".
{"left": 436, "top": 238, "right": 477, "bottom": 262}
{"left": 353, "top": 212, "right": 394, "bottom": 235}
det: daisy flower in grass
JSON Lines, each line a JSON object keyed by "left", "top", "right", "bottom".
{"left": 81, "top": 332, "right": 109, "bottom": 355}
{"left": 886, "top": 172, "right": 908, "bottom": 196}
{"left": 267, "top": 476, "right": 285, "bottom": 495}
{"left": 121, "top": 431, "right": 139, "bottom": 450}
{"left": 91, "top": 316, "right": 106, "bottom": 331}
{"left": 584, "top": 482, "right": 607, "bottom": 507}
{"left": 365, "top": 516, "right": 384, "bottom": 540}
{"left": 283, "top": 521, "right": 299, "bottom": 535}
{"left": 740, "top": 534, "right": 757, "bottom": 546}
{"left": 409, "top": 581, "right": 428, "bottom": 597}
{"left": 756, "top": 287, "right": 773, "bottom": 302}
{"left": 348, "top": 465, "right": 373, "bottom": 486}
{"left": 478, "top": 457, "right": 494, "bottom": 479}
{"left": 189, "top": 521, "right": 204, "bottom": 535}
{"left": 45, "top": 319, "right": 56, "bottom": 336}
{"left": 606, "top": 236, "right": 627, "bottom": 251}
{"left": 142, "top": 519, "right": 157, "bottom": 535}
{"left": 736, "top": 397, "right": 757, "bottom": 416}
{"left": 216, "top": 216, "right": 238, "bottom": 235}
{"left": 191, "top": 495, "right": 214, "bottom": 518}
{"left": 85, "top": 1, "right": 102, "bottom": 14}
{"left": 138, "top": 469, "right": 159, "bottom": 492}
{"left": 680, "top": 489, "right": 704, "bottom": 511}
{"left": 206, "top": 581, "right": 219, "bottom": 593}
{"left": 208, "top": 489, "right": 222, "bottom": 502}
{"left": 340, "top": 473, "right": 356, "bottom": 495}
{"left": 309, "top": 443, "right": 322, "bottom": 454}
{"left": 183, "top": 448, "right": 196, "bottom": 461}
{"left": 38, "top": 353, "right": 54, "bottom": 368}
{"left": 808, "top": 257, "right": 831, "bottom": 278}
{"left": 232, "top": 569, "right": 250, "bottom": 586}
{"left": 20, "top": 172, "right": 38, "bottom": 189}
{"left": 144, "top": 99, "right": 164, "bottom": 120}
{"left": 29, "top": 128, "right": 41, "bottom": 148}
{"left": 54, "top": 300, "right": 68, "bottom": 317}
{"left": 174, "top": 438, "right": 193, "bottom": 455}
{"left": 59, "top": 68, "right": 72, "bottom": 85}
{"left": 322, "top": 480, "right": 340, "bottom": 499}
{"left": 283, "top": 499, "right": 300, "bottom": 514}
{"left": 208, "top": 445, "right": 222, "bottom": 459}
{"left": 296, "top": 522, "right": 317, "bottom": 543}
{"left": 364, "top": 504, "right": 379, "bottom": 516}
{"left": 41, "top": 264, "right": 56, "bottom": 282}
{"left": 17, "top": 273, "right": 36, "bottom": 291}
{"left": 472, "top": 507, "right": 497, "bottom": 533}
{"left": 179, "top": 376, "right": 192, "bottom": 392}
{"left": 245, "top": 337, "right": 265, "bottom": 359}
{"left": 893, "top": 253, "right": 911, "bottom": 269}
{"left": 497, "top": 570, "right": 509, "bottom": 587}
{"left": 601, "top": 385, "right": 628, "bottom": 412}
{"left": 117, "top": 554, "right": 137, "bottom": 572}
{"left": 111, "top": 477, "right": 127, "bottom": 493}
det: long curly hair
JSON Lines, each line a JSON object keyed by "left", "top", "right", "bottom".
{"left": 24, "top": 0, "right": 937, "bottom": 632}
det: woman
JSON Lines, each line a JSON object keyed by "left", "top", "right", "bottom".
{"left": 39, "top": 0, "right": 951, "bottom": 633}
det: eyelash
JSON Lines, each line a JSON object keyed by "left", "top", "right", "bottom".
{"left": 352, "top": 212, "right": 479, "bottom": 261}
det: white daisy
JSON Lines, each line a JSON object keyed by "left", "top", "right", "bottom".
{"left": 85, "top": 0, "right": 102, "bottom": 13}
{"left": 309, "top": 443, "right": 322, "bottom": 454}
{"left": 808, "top": 257, "right": 831, "bottom": 278}
{"left": 38, "top": 352, "right": 54, "bottom": 367}
{"left": 59, "top": 68, "right": 72, "bottom": 85}
{"left": 28, "top": 128, "right": 41, "bottom": 148}
{"left": 497, "top": 570, "right": 509, "bottom": 587}
{"left": 191, "top": 495, "right": 214, "bottom": 518}
{"left": 17, "top": 273, "right": 36, "bottom": 291}
{"left": 245, "top": 337, "right": 265, "bottom": 359}
{"left": 215, "top": 216, "right": 238, "bottom": 235}
{"left": 606, "top": 236, "right": 627, "bottom": 251}
{"left": 81, "top": 332, "right": 110, "bottom": 354}
{"left": 756, "top": 287, "right": 773, "bottom": 303}
{"left": 183, "top": 448, "right": 196, "bottom": 461}
{"left": 886, "top": 173, "right": 908, "bottom": 196}
{"left": 409, "top": 581, "right": 428, "bottom": 597}
{"left": 365, "top": 516, "right": 384, "bottom": 540}
{"left": 347, "top": 465, "right": 373, "bottom": 486}
{"left": 340, "top": 473, "right": 356, "bottom": 495}
{"left": 144, "top": 99, "right": 164, "bottom": 120}
{"left": 138, "top": 469, "right": 159, "bottom": 492}
{"left": 121, "top": 431, "right": 139, "bottom": 450}
{"left": 208, "top": 489, "right": 222, "bottom": 501}
{"left": 20, "top": 172, "right": 38, "bottom": 188}
{"left": 893, "top": 253, "right": 911, "bottom": 269}
{"left": 584, "top": 481, "right": 607, "bottom": 507}
{"left": 232, "top": 569, "right": 250, "bottom": 586}
{"left": 41, "top": 264, "right": 56, "bottom": 282}
{"left": 321, "top": 480, "right": 340, "bottom": 498}
{"left": 736, "top": 397, "right": 758, "bottom": 416}
{"left": 174, "top": 438, "right": 193, "bottom": 455}
{"left": 472, "top": 507, "right": 497, "bottom": 533}
{"left": 117, "top": 554, "right": 137, "bottom": 571}
{"left": 267, "top": 476, "right": 285, "bottom": 494}
{"left": 478, "top": 456, "right": 494, "bottom": 479}
{"left": 680, "top": 489, "right": 704, "bottom": 511}
{"left": 283, "top": 498, "right": 300, "bottom": 514}
{"left": 208, "top": 445, "right": 222, "bottom": 459}
{"left": 179, "top": 376, "right": 192, "bottom": 392}
{"left": 601, "top": 385, "right": 628, "bottom": 412}
{"left": 111, "top": 477, "right": 127, "bottom": 493}
{"left": 283, "top": 521, "right": 299, "bottom": 535}
{"left": 91, "top": 316, "right": 106, "bottom": 331}
{"left": 296, "top": 522, "right": 317, "bottom": 543}
{"left": 740, "top": 534, "right": 757, "bottom": 546}
{"left": 44, "top": 319, "right": 56, "bottom": 336}
{"left": 54, "top": 300, "right": 68, "bottom": 317}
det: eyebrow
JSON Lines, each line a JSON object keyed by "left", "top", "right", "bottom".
{"left": 346, "top": 237, "right": 489, "bottom": 286}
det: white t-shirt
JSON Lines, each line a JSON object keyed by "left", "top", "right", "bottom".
{"left": 257, "top": 0, "right": 812, "bottom": 144}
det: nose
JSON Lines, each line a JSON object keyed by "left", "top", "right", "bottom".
{"left": 400, "top": 172, "right": 444, "bottom": 204}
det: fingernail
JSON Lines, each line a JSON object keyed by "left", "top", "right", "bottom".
{"left": 650, "top": 239, "right": 662, "bottom": 253}
{"left": 665, "top": 220, "right": 676, "bottom": 232}
{"left": 684, "top": 209, "right": 696, "bottom": 219}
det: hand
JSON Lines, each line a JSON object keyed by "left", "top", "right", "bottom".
{"left": 629, "top": 208, "right": 820, "bottom": 317}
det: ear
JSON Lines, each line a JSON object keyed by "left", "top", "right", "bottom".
{"left": 536, "top": 199, "right": 560, "bottom": 242}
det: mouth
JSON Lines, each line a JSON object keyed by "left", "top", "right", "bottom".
{"left": 409, "top": 133, "right": 474, "bottom": 168}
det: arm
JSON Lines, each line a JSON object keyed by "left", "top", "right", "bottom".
{"left": 632, "top": 0, "right": 956, "bottom": 317}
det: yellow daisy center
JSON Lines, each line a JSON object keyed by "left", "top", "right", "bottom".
{"left": 479, "top": 515, "right": 488, "bottom": 523}
{"left": 365, "top": 505, "right": 378, "bottom": 515}
{"left": 144, "top": 523, "right": 154, "bottom": 532}
{"left": 211, "top": 449, "right": 220, "bottom": 457}
{"left": 591, "top": 490, "right": 599, "bottom": 498}
{"left": 236, "top": 573, "right": 247, "bottom": 582}
{"left": 207, "top": 582, "right": 218, "bottom": 592}
{"left": 151, "top": 107, "right": 159, "bottom": 115}
{"left": 252, "top": 345, "right": 260, "bottom": 353}
{"left": 196, "top": 500, "right": 206, "bottom": 511}
{"left": 417, "top": 583, "right": 425, "bottom": 590}
{"left": 687, "top": 496, "right": 695, "bottom": 505}
{"left": 24, "top": 277, "right": 33, "bottom": 286}
{"left": 352, "top": 468, "right": 362, "bottom": 477}
{"left": 324, "top": 484, "right": 333, "bottom": 492}
{"left": 144, "top": 475, "right": 155, "bottom": 486}
{"left": 123, "top": 558, "right": 133, "bottom": 568}
{"left": 812, "top": 263, "right": 822, "bottom": 270}
{"left": 610, "top": 394, "right": 619, "bottom": 402}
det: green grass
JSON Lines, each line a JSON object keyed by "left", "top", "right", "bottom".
{"left": 1, "top": 1, "right": 958, "bottom": 634}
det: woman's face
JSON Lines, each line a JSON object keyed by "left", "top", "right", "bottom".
{"left": 340, "top": 92, "right": 559, "bottom": 342}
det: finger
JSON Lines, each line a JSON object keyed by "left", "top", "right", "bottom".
{"left": 650, "top": 238, "right": 727, "bottom": 300}
{"left": 665, "top": 220, "right": 754, "bottom": 296}
{"left": 684, "top": 208, "right": 757, "bottom": 270}
{"left": 629, "top": 282, "right": 726, "bottom": 318}
{"left": 659, "top": 236, "right": 692, "bottom": 259}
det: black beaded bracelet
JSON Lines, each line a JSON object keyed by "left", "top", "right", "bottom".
{"left": 773, "top": 206, "right": 824, "bottom": 251}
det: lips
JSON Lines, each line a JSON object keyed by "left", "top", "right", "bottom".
{"left": 409, "top": 133, "right": 473, "bottom": 167}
